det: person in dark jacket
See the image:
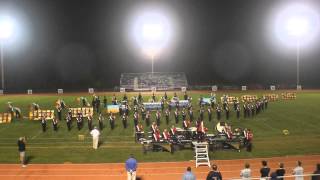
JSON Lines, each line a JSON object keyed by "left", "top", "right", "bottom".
{"left": 17, "top": 137, "right": 27, "bottom": 167}
{"left": 260, "top": 160, "right": 270, "bottom": 179}
{"left": 206, "top": 164, "right": 222, "bottom": 180}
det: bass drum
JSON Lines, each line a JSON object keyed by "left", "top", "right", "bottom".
{"left": 216, "top": 122, "right": 228, "bottom": 133}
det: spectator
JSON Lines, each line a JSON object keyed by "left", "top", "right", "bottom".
{"left": 260, "top": 160, "right": 270, "bottom": 179}
{"left": 292, "top": 161, "right": 304, "bottom": 180}
{"left": 276, "top": 162, "right": 286, "bottom": 180}
{"left": 206, "top": 164, "right": 222, "bottom": 180}
{"left": 311, "top": 163, "right": 320, "bottom": 180}
{"left": 240, "top": 163, "right": 251, "bottom": 180}
{"left": 126, "top": 154, "right": 137, "bottom": 180}
{"left": 183, "top": 166, "right": 196, "bottom": 180}
{"left": 17, "top": 137, "right": 27, "bottom": 167}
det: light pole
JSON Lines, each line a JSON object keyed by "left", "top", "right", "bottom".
{"left": 1, "top": 42, "right": 4, "bottom": 90}
{"left": 274, "top": 3, "right": 319, "bottom": 90}
{"left": 0, "top": 16, "right": 14, "bottom": 91}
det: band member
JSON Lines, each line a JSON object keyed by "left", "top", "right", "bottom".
{"left": 52, "top": 118, "right": 58, "bottom": 131}
{"left": 189, "top": 107, "right": 194, "bottom": 122}
{"left": 161, "top": 99, "right": 165, "bottom": 111}
{"left": 98, "top": 113, "right": 104, "bottom": 131}
{"left": 57, "top": 106, "right": 62, "bottom": 121}
{"left": 138, "top": 92, "right": 143, "bottom": 103}
{"left": 170, "top": 125, "right": 177, "bottom": 136}
{"left": 196, "top": 118, "right": 206, "bottom": 142}
{"left": 182, "top": 119, "right": 190, "bottom": 130}
{"left": 76, "top": 114, "right": 82, "bottom": 130}
{"left": 164, "top": 91, "right": 168, "bottom": 100}
{"left": 145, "top": 111, "right": 151, "bottom": 127}
{"left": 141, "top": 106, "right": 146, "bottom": 121}
{"left": 199, "top": 95, "right": 203, "bottom": 107}
{"left": 168, "top": 101, "right": 172, "bottom": 112}
{"left": 103, "top": 96, "right": 107, "bottom": 108}
{"left": 41, "top": 116, "right": 46, "bottom": 132}
{"left": 133, "top": 105, "right": 138, "bottom": 113}
{"left": 122, "top": 113, "right": 128, "bottom": 129}
{"left": 243, "top": 103, "right": 248, "bottom": 118}
{"left": 123, "top": 93, "right": 128, "bottom": 101}
{"left": 216, "top": 105, "right": 222, "bottom": 120}
{"left": 151, "top": 122, "right": 158, "bottom": 134}
{"left": 135, "top": 123, "right": 144, "bottom": 141}
{"left": 236, "top": 105, "right": 241, "bottom": 119}
{"left": 87, "top": 115, "right": 93, "bottom": 131}
{"left": 133, "top": 112, "right": 139, "bottom": 126}
{"left": 225, "top": 106, "right": 230, "bottom": 120}
{"left": 184, "top": 92, "right": 188, "bottom": 100}
{"left": 224, "top": 125, "right": 233, "bottom": 139}
{"left": 109, "top": 113, "right": 115, "bottom": 130}
{"left": 153, "top": 128, "right": 161, "bottom": 142}
{"left": 181, "top": 108, "right": 186, "bottom": 121}
{"left": 174, "top": 109, "right": 179, "bottom": 124}
{"left": 66, "top": 114, "right": 72, "bottom": 131}
{"left": 208, "top": 107, "right": 212, "bottom": 122}
{"left": 222, "top": 94, "right": 228, "bottom": 110}
{"left": 155, "top": 110, "right": 161, "bottom": 126}
{"left": 152, "top": 92, "right": 156, "bottom": 102}
{"left": 68, "top": 108, "right": 72, "bottom": 118}
{"left": 162, "top": 129, "right": 170, "bottom": 141}
{"left": 199, "top": 107, "right": 204, "bottom": 121}
{"left": 251, "top": 104, "right": 255, "bottom": 117}
{"left": 112, "top": 94, "right": 117, "bottom": 105}
{"left": 165, "top": 109, "right": 170, "bottom": 125}
{"left": 264, "top": 98, "right": 268, "bottom": 109}
{"left": 96, "top": 97, "right": 101, "bottom": 113}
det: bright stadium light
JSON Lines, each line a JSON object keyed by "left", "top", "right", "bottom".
{"left": 274, "top": 3, "right": 320, "bottom": 89}
{"left": 133, "top": 11, "right": 171, "bottom": 74}
{"left": 0, "top": 16, "right": 15, "bottom": 91}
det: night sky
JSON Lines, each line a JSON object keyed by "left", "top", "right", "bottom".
{"left": 0, "top": 0, "right": 320, "bottom": 91}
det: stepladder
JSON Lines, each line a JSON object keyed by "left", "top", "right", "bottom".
{"left": 193, "top": 142, "right": 211, "bottom": 168}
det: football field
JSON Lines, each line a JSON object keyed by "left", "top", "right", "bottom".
{"left": 0, "top": 90, "right": 319, "bottom": 163}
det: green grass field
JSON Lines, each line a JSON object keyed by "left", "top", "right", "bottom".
{"left": 0, "top": 91, "right": 320, "bottom": 164}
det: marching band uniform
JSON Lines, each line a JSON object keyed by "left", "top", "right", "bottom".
{"left": 98, "top": 113, "right": 104, "bottom": 131}
{"left": 189, "top": 108, "right": 194, "bottom": 122}
{"left": 224, "top": 125, "right": 233, "bottom": 139}
{"left": 52, "top": 118, "right": 58, "bottom": 131}
{"left": 141, "top": 107, "right": 146, "bottom": 121}
{"left": 251, "top": 104, "right": 255, "bottom": 117}
{"left": 168, "top": 102, "right": 172, "bottom": 112}
{"left": 109, "top": 114, "right": 115, "bottom": 130}
{"left": 135, "top": 124, "right": 144, "bottom": 142}
{"left": 145, "top": 111, "right": 151, "bottom": 127}
{"left": 133, "top": 112, "right": 139, "bottom": 126}
{"left": 199, "top": 107, "right": 204, "bottom": 121}
{"left": 96, "top": 97, "right": 101, "bottom": 113}
{"left": 164, "top": 92, "right": 168, "bottom": 100}
{"left": 151, "top": 122, "right": 158, "bottom": 134}
{"left": 225, "top": 106, "right": 230, "bottom": 120}
{"left": 156, "top": 111, "right": 161, "bottom": 126}
{"left": 41, "top": 116, "right": 46, "bottom": 132}
{"left": 182, "top": 109, "right": 186, "bottom": 121}
{"left": 57, "top": 107, "right": 62, "bottom": 121}
{"left": 68, "top": 108, "right": 72, "bottom": 118}
{"left": 216, "top": 105, "right": 221, "bottom": 120}
{"left": 236, "top": 105, "right": 241, "bottom": 119}
{"left": 165, "top": 109, "right": 170, "bottom": 125}
{"left": 243, "top": 104, "right": 247, "bottom": 118}
{"left": 233, "top": 100, "right": 238, "bottom": 111}
{"left": 162, "top": 129, "right": 170, "bottom": 141}
{"left": 174, "top": 109, "right": 179, "bottom": 124}
{"left": 66, "top": 114, "right": 72, "bottom": 131}
{"left": 76, "top": 115, "right": 82, "bottom": 130}
{"left": 208, "top": 108, "right": 212, "bottom": 122}
{"left": 170, "top": 125, "right": 177, "bottom": 136}
{"left": 152, "top": 93, "right": 156, "bottom": 102}
{"left": 153, "top": 128, "right": 161, "bottom": 142}
{"left": 87, "top": 115, "right": 93, "bottom": 131}
{"left": 161, "top": 100, "right": 165, "bottom": 112}
{"left": 122, "top": 113, "right": 128, "bottom": 129}
{"left": 112, "top": 94, "right": 117, "bottom": 105}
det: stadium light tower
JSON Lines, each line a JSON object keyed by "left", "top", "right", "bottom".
{"left": 133, "top": 11, "right": 171, "bottom": 74}
{"left": 0, "top": 16, "right": 14, "bottom": 91}
{"left": 274, "top": 4, "right": 319, "bottom": 89}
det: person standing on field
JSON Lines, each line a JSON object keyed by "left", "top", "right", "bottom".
{"left": 125, "top": 154, "right": 137, "bottom": 180}
{"left": 17, "top": 137, "right": 27, "bottom": 167}
{"left": 293, "top": 161, "right": 304, "bottom": 180}
{"left": 90, "top": 127, "right": 100, "bottom": 150}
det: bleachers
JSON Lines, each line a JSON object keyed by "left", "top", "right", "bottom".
{"left": 120, "top": 72, "right": 188, "bottom": 91}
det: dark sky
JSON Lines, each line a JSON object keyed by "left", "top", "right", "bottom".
{"left": 0, "top": 0, "right": 320, "bottom": 91}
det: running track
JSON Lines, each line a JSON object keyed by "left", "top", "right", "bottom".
{"left": 0, "top": 155, "right": 319, "bottom": 180}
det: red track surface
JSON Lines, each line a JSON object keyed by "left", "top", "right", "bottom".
{"left": 0, "top": 155, "right": 319, "bottom": 180}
